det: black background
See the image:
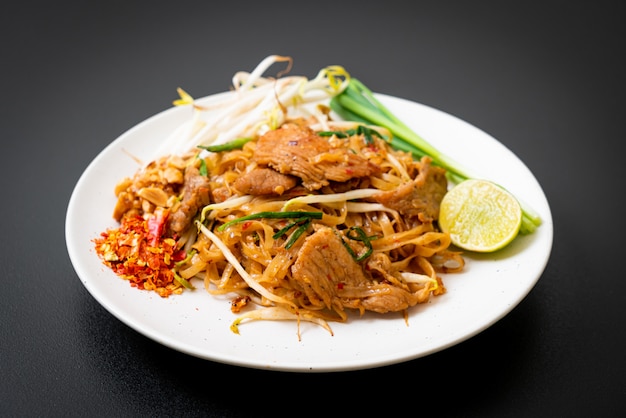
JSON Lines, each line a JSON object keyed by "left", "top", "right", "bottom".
{"left": 2, "top": 1, "right": 624, "bottom": 416}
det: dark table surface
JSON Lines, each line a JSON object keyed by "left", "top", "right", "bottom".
{"left": 2, "top": 1, "right": 624, "bottom": 416}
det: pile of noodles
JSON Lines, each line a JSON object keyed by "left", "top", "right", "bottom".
{"left": 94, "top": 56, "right": 465, "bottom": 338}
{"left": 96, "top": 118, "right": 464, "bottom": 338}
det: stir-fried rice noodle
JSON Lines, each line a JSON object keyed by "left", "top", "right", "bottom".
{"left": 93, "top": 56, "right": 465, "bottom": 339}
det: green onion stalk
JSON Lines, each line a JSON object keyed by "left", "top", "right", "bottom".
{"left": 330, "top": 78, "right": 542, "bottom": 235}
{"left": 217, "top": 211, "right": 323, "bottom": 231}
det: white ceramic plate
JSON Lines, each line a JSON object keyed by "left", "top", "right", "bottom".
{"left": 66, "top": 92, "right": 553, "bottom": 372}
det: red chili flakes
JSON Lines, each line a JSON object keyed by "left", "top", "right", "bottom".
{"left": 93, "top": 211, "right": 184, "bottom": 297}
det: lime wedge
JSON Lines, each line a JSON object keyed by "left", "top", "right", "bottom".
{"left": 439, "top": 179, "right": 522, "bottom": 252}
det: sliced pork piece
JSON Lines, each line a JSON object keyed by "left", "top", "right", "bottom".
{"left": 291, "top": 226, "right": 430, "bottom": 315}
{"left": 291, "top": 226, "right": 370, "bottom": 311}
{"left": 232, "top": 167, "right": 297, "bottom": 196}
{"left": 372, "top": 156, "right": 448, "bottom": 223}
{"left": 168, "top": 166, "right": 210, "bottom": 234}
{"left": 253, "top": 123, "right": 379, "bottom": 191}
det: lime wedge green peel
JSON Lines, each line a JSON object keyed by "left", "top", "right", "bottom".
{"left": 330, "top": 78, "right": 542, "bottom": 235}
{"left": 439, "top": 179, "right": 523, "bottom": 252}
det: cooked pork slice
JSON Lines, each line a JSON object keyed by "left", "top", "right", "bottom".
{"left": 372, "top": 156, "right": 448, "bottom": 223}
{"left": 291, "top": 226, "right": 370, "bottom": 311}
{"left": 349, "top": 283, "right": 427, "bottom": 313}
{"left": 168, "top": 166, "right": 210, "bottom": 234}
{"left": 253, "top": 123, "right": 379, "bottom": 190}
{"left": 291, "top": 226, "right": 430, "bottom": 315}
{"left": 232, "top": 167, "right": 297, "bottom": 196}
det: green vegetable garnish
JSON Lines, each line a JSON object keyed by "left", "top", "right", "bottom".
{"left": 340, "top": 226, "right": 377, "bottom": 262}
{"left": 273, "top": 219, "right": 306, "bottom": 240}
{"left": 197, "top": 156, "right": 208, "bottom": 176}
{"left": 173, "top": 271, "right": 195, "bottom": 290}
{"left": 318, "top": 125, "right": 383, "bottom": 145}
{"left": 217, "top": 211, "right": 323, "bottom": 232}
{"left": 282, "top": 219, "right": 311, "bottom": 250}
{"left": 197, "top": 137, "right": 253, "bottom": 152}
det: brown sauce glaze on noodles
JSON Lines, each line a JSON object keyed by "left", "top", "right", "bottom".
{"left": 94, "top": 117, "right": 464, "bottom": 336}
